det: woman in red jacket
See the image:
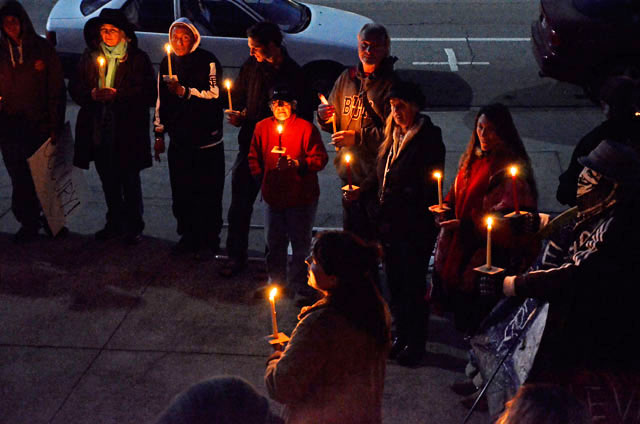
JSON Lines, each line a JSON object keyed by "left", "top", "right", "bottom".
{"left": 434, "top": 103, "right": 539, "bottom": 334}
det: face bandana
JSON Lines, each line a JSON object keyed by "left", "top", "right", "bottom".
{"left": 576, "top": 167, "right": 617, "bottom": 218}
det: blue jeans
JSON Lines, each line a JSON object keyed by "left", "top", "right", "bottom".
{"left": 264, "top": 201, "right": 318, "bottom": 295}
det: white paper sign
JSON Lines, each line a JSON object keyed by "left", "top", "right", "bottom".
{"left": 27, "top": 123, "right": 87, "bottom": 236}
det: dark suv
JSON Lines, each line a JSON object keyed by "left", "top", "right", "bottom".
{"left": 532, "top": 0, "right": 640, "bottom": 97}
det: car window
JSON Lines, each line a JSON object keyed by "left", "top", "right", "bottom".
{"left": 122, "top": 0, "right": 174, "bottom": 33}
{"left": 242, "top": 0, "right": 309, "bottom": 33}
{"left": 180, "top": 0, "right": 257, "bottom": 38}
{"left": 80, "top": 0, "right": 113, "bottom": 16}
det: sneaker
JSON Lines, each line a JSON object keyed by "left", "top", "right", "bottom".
{"left": 450, "top": 379, "right": 478, "bottom": 397}
{"left": 171, "top": 235, "right": 195, "bottom": 256}
{"left": 389, "top": 337, "right": 407, "bottom": 360}
{"left": 396, "top": 346, "right": 427, "bottom": 367}
{"left": 95, "top": 224, "right": 122, "bottom": 241}
{"left": 219, "top": 258, "right": 247, "bottom": 278}
{"left": 13, "top": 226, "right": 39, "bottom": 244}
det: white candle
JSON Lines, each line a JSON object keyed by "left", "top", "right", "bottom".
{"left": 269, "top": 287, "right": 279, "bottom": 337}
{"left": 225, "top": 79, "right": 233, "bottom": 111}
{"left": 318, "top": 93, "right": 337, "bottom": 133}
{"left": 486, "top": 217, "right": 493, "bottom": 269}
{"left": 165, "top": 44, "right": 172, "bottom": 76}
{"left": 97, "top": 56, "right": 106, "bottom": 88}
{"left": 345, "top": 153, "right": 353, "bottom": 189}
{"left": 434, "top": 171, "right": 443, "bottom": 208}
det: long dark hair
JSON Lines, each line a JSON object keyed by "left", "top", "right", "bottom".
{"left": 312, "top": 231, "right": 391, "bottom": 347}
{"left": 457, "top": 103, "right": 538, "bottom": 200}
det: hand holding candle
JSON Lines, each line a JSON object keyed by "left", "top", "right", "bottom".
{"left": 509, "top": 166, "right": 520, "bottom": 214}
{"left": 97, "top": 56, "right": 106, "bottom": 88}
{"left": 318, "top": 93, "right": 337, "bottom": 134}
{"left": 165, "top": 43, "right": 173, "bottom": 77}
{"left": 225, "top": 79, "right": 233, "bottom": 111}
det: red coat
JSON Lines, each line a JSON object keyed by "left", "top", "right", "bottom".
{"left": 436, "top": 153, "right": 538, "bottom": 295}
{"left": 249, "top": 115, "right": 328, "bottom": 208}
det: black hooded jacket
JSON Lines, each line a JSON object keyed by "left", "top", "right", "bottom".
{"left": 68, "top": 9, "right": 156, "bottom": 170}
{"left": 154, "top": 19, "right": 224, "bottom": 147}
{"left": 0, "top": 1, "right": 65, "bottom": 142}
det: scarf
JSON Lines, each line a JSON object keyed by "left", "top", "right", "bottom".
{"left": 6, "top": 38, "right": 23, "bottom": 67}
{"left": 380, "top": 117, "right": 424, "bottom": 203}
{"left": 100, "top": 40, "right": 127, "bottom": 88}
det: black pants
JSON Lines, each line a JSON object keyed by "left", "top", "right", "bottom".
{"left": 383, "top": 235, "right": 434, "bottom": 351}
{"left": 94, "top": 153, "right": 144, "bottom": 235}
{"left": 0, "top": 125, "right": 46, "bottom": 230}
{"left": 225, "top": 125, "right": 260, "bottom": 262}
{"left": 168, "top": 140, "right": 225, "bottom": 248}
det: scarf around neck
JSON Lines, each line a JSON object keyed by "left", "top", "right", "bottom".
{"left": 100, "top": 40, "right": 127, "bottom": 88}
{"left": 6, "top": 38, "right": 23, "bottom": 67}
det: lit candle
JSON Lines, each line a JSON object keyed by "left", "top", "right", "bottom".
{"left": 318, "top": 93, "right": 337, "bottom": 133}
{"left": 345, "top": 153, "right": 353, "bottom": 190}
{"left": 277, "top": 124, "right": 283, "bottom": 149}
{"left": 433, "top": 171, "right": 443, "bottom": 208}
{"left": 165, "top": 43, "right": 172, "bottom": 77}
{"left": 509, "top": 166, "right": 520, "bottom": 214}
{"left": 486, "top": 217, "right": 493, "bottom": 269}
{"left": 269, "top": 287, "right": 279, "bottom": 338}
{"left": 225, "top": 79, "right": 233, "bottom": 111}
{"left": 97, "top": 56, "right": 106, "bottom": 88}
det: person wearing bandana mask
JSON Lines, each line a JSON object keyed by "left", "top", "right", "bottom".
{"left": 0, "top": 1, "right": 65, "bottom": 242}
{"left": 480, "top": 139, "right": 640, "bottom": 415}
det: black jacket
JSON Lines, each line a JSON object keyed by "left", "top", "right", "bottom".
{"left": 0, "top": 1, "right": 65, "bottom": 143}
{"left": 374, "top": 114, "right": 445, "bottom": 239}
{"left": 232, "top": 50, "right": 310, "bottom": 150}
{"left": 69, "top": 32, "right": 156, "bottom": 170}
{"left": 155, "top": 48, "right": 224, "bottom": 146}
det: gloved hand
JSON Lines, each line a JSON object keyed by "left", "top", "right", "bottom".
{"left": 477, "top": 270, "right": 505, "bottom": 297}
{"left": 509, "top": 212, "right": 540, "bottom": 235}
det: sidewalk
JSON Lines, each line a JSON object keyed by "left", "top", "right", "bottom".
{"left": 0, "top": 105, "right": 601, "bottom": 424}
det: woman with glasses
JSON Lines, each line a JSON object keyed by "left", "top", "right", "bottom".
{"left": 69, "top": 8, "right": 155, "bottom": 244}
{"left": 265, "top": 231, "right": 391, "bottom": 424}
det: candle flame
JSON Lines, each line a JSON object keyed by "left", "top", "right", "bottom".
{"left": 636, "top": 111, "right": 640, "bottom": 117}
{"left": 345, "top": 153, "right": 351, "bottom": 164}
{"left": 269, "top": 287, "right": 278, "bottom": 301}
{"left": 433, "top": 171, "right": 442, "bottom": 180}
{"left": 97, "top": 56, "right": 105, "bottom": 67}
{"left": 486, "top": 216, "right": 493, "bottom": 230}
{"left": 318, "top": 93, "right": 329, "bottom": 105}
{"left": 165, "top": 43, "right": 171, "bottom": 54}
{"left": 225, "top": 79, "right": 232, "bottom": 90}
{"left": 509, "top": 166, "right": 518, "bottom": 177}
{"left": 277, "top": 124, "right": 283, "bottom": 134}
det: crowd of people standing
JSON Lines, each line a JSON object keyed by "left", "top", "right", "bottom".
{"left": 3, "top": 1, "right": 640, "bottom": 422}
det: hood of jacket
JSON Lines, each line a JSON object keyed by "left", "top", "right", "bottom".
{"left": 0, "top": 1, "right": 37, "bottom": 44}
{"left": 168, "top": 18, "right": 201, "bottom": 53}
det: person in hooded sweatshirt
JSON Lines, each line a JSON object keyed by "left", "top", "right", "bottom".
{"left": 0, "top": 1, "right": 66, "bottom": 243}
{"left": 69, "top": 8, "right": 156, "bottom": 245}
{"left": 154, "top": 18, "right": 225, "bottom": 257}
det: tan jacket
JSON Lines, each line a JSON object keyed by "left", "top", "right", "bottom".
{"left": 265, "top": 303, "right": 387, "bottom": 424}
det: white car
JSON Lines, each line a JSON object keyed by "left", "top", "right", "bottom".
{"left": 46, "top": 0, "right": 372, "bottom": 92}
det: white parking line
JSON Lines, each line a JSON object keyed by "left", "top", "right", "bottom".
{"left": 412, "top": 61, "right": 491, "bottom": 67}
{"left": 391, "top": 37, "right": 531, "bottom": 42}
{"left": 444, "top": 48, "right": 458, "bottom": 71}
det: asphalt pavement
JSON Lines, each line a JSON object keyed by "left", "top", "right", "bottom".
{"left": 0, "top": 101, "right": 604, "bottom": 424}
